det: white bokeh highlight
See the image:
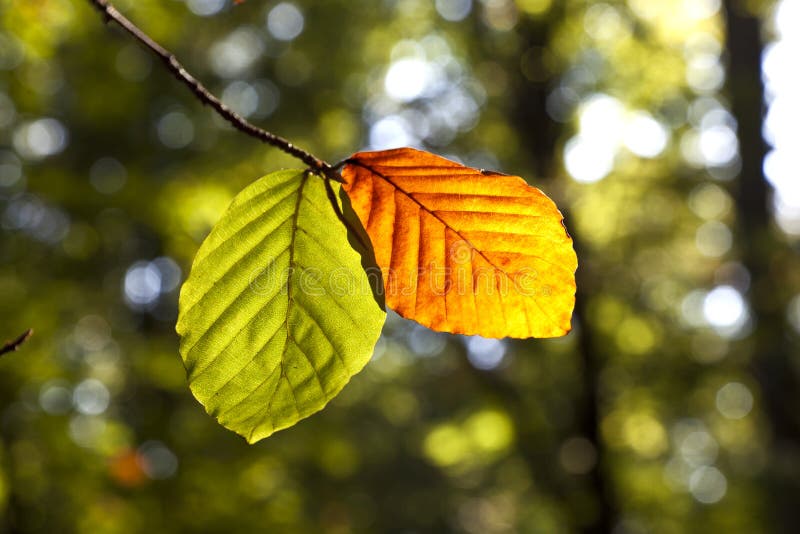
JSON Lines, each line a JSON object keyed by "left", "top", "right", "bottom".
{"left": 565, "top": 94, "right": 671, "bottom": 183}
{"left": 762, "top": 0, "right": 800, "bottom": 234}
{"left": 267, "top": 3, "right": 304, "bottom": 41}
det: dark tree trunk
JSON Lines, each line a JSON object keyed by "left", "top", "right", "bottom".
{"left": 724, "top": 1, "right": 800, "bottom": 530}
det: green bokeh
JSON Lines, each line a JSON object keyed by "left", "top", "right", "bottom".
{"left": 1, "top": 0, "right": 796, "bottom": 533}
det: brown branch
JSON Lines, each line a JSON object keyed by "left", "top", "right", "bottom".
{"left": 0, "top": 329, "right": 33, "bottom": 358}
{"left": 86, "top": 0, "right": 343, "bottom": 183}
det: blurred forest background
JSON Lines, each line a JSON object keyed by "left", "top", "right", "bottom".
{"left": 2, "top": 0, "right": 800, "bottom": 532}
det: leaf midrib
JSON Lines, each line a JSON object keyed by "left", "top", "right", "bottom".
{"left": 273, "top": 172, "right": 311, "bottom": 415}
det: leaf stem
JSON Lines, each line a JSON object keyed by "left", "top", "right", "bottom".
{"left": 0, "top": 329, "right": 33, "bottom": 358}
{"left": 86, "top": 0, "right": 344, "bottom": 183}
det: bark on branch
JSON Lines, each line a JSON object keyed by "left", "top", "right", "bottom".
{"left": 86, "top": 0, "right": 343, "bottom": 183}
{"left": 0, "top": 329, "right": 33, "bottom": 358}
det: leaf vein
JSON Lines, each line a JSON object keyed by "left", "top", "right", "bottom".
{"left": 181, "top": 217, "right": 293, "bottom": 325}
{"left": 356, "top": 163, "right": 566, "bottom": 329}
{"left": 183, "top": 242, "right": 292, "bottom": 363}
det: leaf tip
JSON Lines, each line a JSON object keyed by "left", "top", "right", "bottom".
{"left": 244, "top": 428, "right": 271, "bottom": 445}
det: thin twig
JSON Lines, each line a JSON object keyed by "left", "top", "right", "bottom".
{"left": 0, "top": 329, "right": 33, "bottom": 358}
{"left": 86, "top": 0, "right": 344, "bottom": 183}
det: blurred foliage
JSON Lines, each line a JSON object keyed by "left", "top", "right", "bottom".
{"left": 1, "top": 0, "right": 799, "bottom": 533}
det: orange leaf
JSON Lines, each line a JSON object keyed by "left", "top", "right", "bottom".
{"left": 341, "top": 147, "right": 577, "bottom": 339}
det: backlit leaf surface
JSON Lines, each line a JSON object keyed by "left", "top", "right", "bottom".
{"left": 342, "top": 148, "right": 576, "bottom": 339}
{"left": 177, "top": 170, "right": 385, "bottom": 443}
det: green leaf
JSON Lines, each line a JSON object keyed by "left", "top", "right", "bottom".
{"left": 176, "top": 170, "right": 386, "bottom": 443}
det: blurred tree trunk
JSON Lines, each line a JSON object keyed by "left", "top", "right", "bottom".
{"left": 724, "top": 1, "right": 800, "bottom": 529}
{"left": 510, "top": 13, "right": 616, "bottom": 534}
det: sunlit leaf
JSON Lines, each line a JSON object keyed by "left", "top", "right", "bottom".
{"left": 342, "top": 148, "right": 577, "bottom": 339}
{"left": 177, "top": 170, "right": 386, "bottom": 443}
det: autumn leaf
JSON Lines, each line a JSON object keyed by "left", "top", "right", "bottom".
{"left": 341, "top": 147, "right": 577, "bottom": 339}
